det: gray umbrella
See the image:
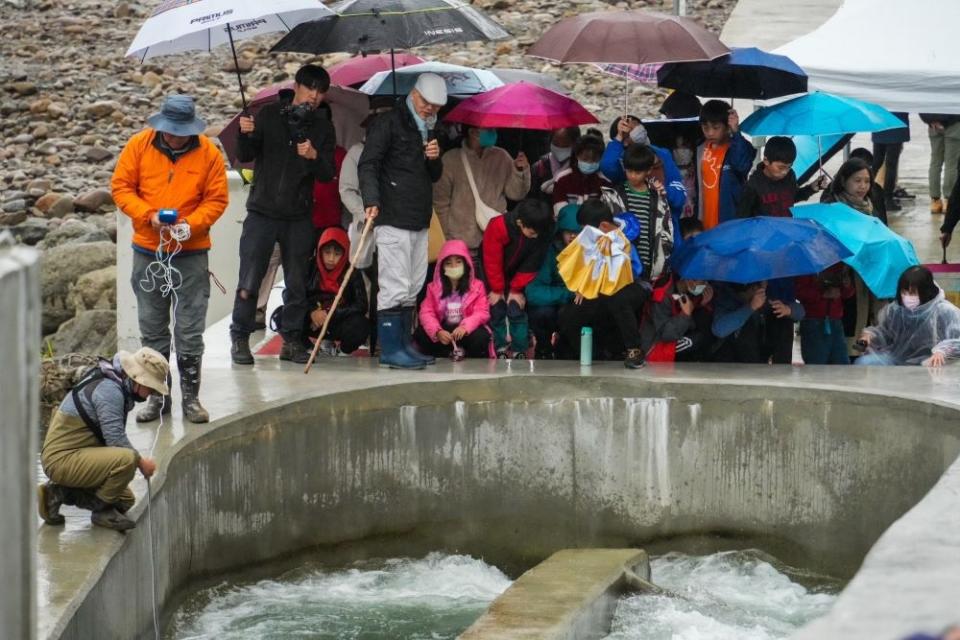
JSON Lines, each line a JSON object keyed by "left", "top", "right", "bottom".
{"left": 490, "top": 69, "right": 568, "bottom": 95}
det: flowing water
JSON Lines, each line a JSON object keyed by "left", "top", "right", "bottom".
{"left": 165, "top": 553, "right": 511, "bottom": 640}
{"left": 606, "top": 550, "right": 842, "bottom": 640}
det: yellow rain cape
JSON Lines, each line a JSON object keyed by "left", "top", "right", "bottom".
{"left": 557, "top": 225, "right": 634, "bottom": 299}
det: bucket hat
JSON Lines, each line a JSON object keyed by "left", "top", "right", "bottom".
{"left": 148, "top": 95, "right": 206, "bottom": 136}
{"left": 119, "top": 347, "right": 170, "bottom": 396}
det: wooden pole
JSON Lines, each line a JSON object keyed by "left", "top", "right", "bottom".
{"left": 304, "top": 216, "right": 374, "bottom": 373}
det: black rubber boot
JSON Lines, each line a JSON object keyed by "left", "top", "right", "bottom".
{"left": 91, "top": 507, "right": 136, "bottom": 531}
{"left": 38, "top": 482, "right": 65, "bottom": 525}
{"left": 137, "top": 350, "right": 172, "bottom": 422}
{"left": 231, "top": 335, "right": 254, "bottom": 365}
{"left": 178, "top": 354, "right": 209, "bottom": 424}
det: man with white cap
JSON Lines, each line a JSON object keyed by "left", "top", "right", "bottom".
{"left": 112, "top": 94, "right": 228, "bottom": 424}
{"left": 359, "top": 72, "right": 448, "bottom": 369}
{"left": 38, "top": 348, "right": 169, "bottom": 531}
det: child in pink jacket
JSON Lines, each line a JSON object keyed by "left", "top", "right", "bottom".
{"left": 415, "top": 239, "right": 494, "bottom": 359}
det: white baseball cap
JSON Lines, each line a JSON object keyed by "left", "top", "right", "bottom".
{"left": 414, "top": 73, "right": 448, "bottom": 106}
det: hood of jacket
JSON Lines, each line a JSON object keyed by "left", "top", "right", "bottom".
{"left": 316, "top": 226, "right": 351, "bottom": 294}
{"left": 433, "top": 239, "right": 476, "bottom": 289}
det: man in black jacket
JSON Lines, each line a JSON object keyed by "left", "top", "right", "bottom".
{"left": 230, "top": 64, "right": 336, "bottom": 365}
{"left": 359, "top": 73, "right": 447, "bottom": 369}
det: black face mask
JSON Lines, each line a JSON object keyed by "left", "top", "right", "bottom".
{"left": 124, "top": 378, "right": 148, "bottom": 403}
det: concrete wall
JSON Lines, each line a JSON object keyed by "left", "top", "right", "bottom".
{"left": 44, "top": 377, "right": 960, "bottom": 640}
{"left": 116, "top": 173, "right": 248, "bottom": 352}
{"left": 0, "top": 236, "right": 39, "bottom": 640}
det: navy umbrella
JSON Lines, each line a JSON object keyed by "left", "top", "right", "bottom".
{"left": 671, "top": 217, "right": 852, "bottom": 284}
{"left": 657, "top": 47, "right": 807, "bottom": 100}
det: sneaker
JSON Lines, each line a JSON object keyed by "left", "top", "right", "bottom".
{"left": 513, "top": 351, "right": 527, "bottom": 360}
{"left": 231, "top": 336, "right": 254, "bottom": 365}
{"left": 624, "top": 348, "right": 646, "bottom": 369}
{"left": 38, "top": 482, "right": 65, "bottom": 526}
{"left": 496, "top": 348, "right": 510, "bottom": 360}
{"left": 893, "top": 187, "right": 915, "bottom": 200}
{"left": 319, "top": 339, "right": 337, "bottom": 356}
{"left": 91, "top": 507, "right": 136, "bottom": 532}
{"left": 279, "top": 340, "right": 310, "bottom": 364}
{"left": 931, "top": 198, "right": 944, "bottom": 214}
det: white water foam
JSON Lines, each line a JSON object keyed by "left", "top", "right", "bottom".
{"left": 168, "top": 553, "right": 511, "bottom": 640}
{"left": 606, "top": 550, "right": 840, "bottom": 640}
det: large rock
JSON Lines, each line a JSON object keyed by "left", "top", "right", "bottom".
{"left": 10, "top": 217, "right": 49, "bottom": 245}
{"left": 73, "top": 189, "right": 113, "bottom": 212}
{"left": 40, "top": 241, "right": 115, "bottom": 333}
{"left": 40, "top": 219, "right": 110, "bottom": 248}
{"left": 50, "top": 310, "right": 117, "bottom": 357}
{"left": 0, "top": 210, "right": 27, "bottom": 226}
{"left": 67, "top": 265, "right": 116, "bottom": 313}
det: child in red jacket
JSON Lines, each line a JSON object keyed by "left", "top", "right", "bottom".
{"left": 481, "top": 199, "right": 553, "bottom": 358}
{"left": 415, "top": 240, "right": 492, "bottom": 359}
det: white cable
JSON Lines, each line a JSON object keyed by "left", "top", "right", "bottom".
{"left": 138, "top": 222, "right": 189, "bottom": 640}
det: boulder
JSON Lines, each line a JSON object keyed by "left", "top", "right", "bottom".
{"left": 40, "top": 219, "right": 110, "bottom": 248}
{"left": 47, "top": 195, "right": 74, "bottom": 218}
{"left": 67, "top": 265, "right": 116, "bottom": 313}
{"left": 0, "top": 210, "right": 27, "bottom": 226}
{"left": 9, "top": 217, "right": 49, "bottom": 245}
{"left": 40, "top": 240, "right": 115, "bottom": 333}
{"left": 83, "top": 146, "right": 113, "bottom": 163}
{"left": 73, "top": 189, "right": 113, "bottom": 212}
{"left": 50, "top": 310, "right": 117, "bottom": 357}
{"left": 83, "top": 101, "right": 121, "bottom": 119}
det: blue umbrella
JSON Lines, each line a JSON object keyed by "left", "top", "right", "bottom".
{"left": 671, "top": 217, "right": 852, "bottom": 283}
{"left": 741, "top": 91, "right": 907, "bottom": 137}
{"left": 359, "top": 61, "right": 504, "bottom": 97}
{"left": 792, "top": 133, "right": 852, "bottom": 183}
{"left": 657, "top": 47, "right": 807, "bottom": 100}
{"left": 791, "top": 203, "right": 920, "bottom": 298}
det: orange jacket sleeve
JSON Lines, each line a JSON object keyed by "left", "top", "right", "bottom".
{"left": 181, "top": 145, "right": 228, "bottom": 236}
{"left": 111, "top": 134, "right": 155, "bottom": 235}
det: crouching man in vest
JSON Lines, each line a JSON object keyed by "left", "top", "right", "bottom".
{"left": 38, "top": 348, "right": 168, "bottom": 531}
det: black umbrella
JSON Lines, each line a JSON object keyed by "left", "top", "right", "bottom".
{"left": 271, "top": 0, "right": 509, "bottom": 95}
{"left": 657, "top": 47, "right": 807, "bottom": 101}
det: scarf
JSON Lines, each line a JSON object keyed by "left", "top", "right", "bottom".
{"left": 405, "top": 95, "right": 436, "bottom": 143}
{"left": 316, "top": 227, "right": 350, "bottom": 295}
{"left": 837, "top": 191, "right": 874, "bottom": 216}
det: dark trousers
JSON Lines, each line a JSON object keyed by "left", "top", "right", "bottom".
{"left": 413, "top": 324, "right": 491, "bottom": 358}
{"left": 558, "top": 283, "right": 648, "bottom": 358}
{"left": 231, "top": 212, "right": 315, "bottom": 341}
{"left": 713, "top": 310, "right": 794, "bottom": 364}
{"left": 527, "top": 304, "right": 561, "bottom": 357}
{"left": 799, "top": 318, "right": 849, "bottom": 365}
{"left": 307, "top": 311, "right": 370, "bottom": 354}
{"left": 872, "top": 142, "right": 903, "bottom": 201}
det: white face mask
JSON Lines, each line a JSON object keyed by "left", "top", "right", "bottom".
{"left": 444, "top": 264, "right": 465, "bottom": 280}
{"left": 901, "top": 293, "right": 921, "bottom": 310}
{"left": 551, "top": 144, "right": 572, "bottom": 163}
{"left": 689, "top": 283, "right": 707, "bottom": 296}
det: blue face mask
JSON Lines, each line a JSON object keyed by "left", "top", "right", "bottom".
{"left": 478, "top": 129, "right": 498, "bottom": 148}
{"left": 578, "top": 160, "right": 600, "bottom": 175}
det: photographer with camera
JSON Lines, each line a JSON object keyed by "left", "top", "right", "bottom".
{"left": 230, "top": 64, "right": 336, "bottom": 365}
{"left": 359, "top": 73, "right": 448, "bottom": 369}
{"left": 112, "top": 95, "right": 228, "bottom": 424}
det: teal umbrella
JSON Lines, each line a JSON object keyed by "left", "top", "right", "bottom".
{"left": 791, "top": 203, "right": 920, "bottom": 298}
{"left": 741, "top": 91, "right": 906, "bottom": 137}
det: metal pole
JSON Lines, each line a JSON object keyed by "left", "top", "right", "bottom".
{"left": 673, "top": 0, "right": 686, "bottom": 17}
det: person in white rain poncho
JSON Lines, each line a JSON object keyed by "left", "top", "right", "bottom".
{"left": 856, "top": 266, "right": 960, "bottom": 367}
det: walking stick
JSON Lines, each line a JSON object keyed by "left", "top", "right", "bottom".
{"left": 304, "top": 216, "right": 374, "bottom": 373}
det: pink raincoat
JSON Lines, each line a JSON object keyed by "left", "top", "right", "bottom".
{"left": 419, "top": 239, "right": 494, "bottom": 357}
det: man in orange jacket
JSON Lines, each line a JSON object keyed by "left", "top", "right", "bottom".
{"left": 111, "top": 95, "right": 228, "bottom": 424}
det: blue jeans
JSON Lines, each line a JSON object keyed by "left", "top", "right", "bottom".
{"left": 799, "top": 318, "right": 849, "bottom": 365}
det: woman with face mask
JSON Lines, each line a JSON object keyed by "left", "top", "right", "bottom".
{"left": 856, "top": 266, "right": 960, "bottom": 367}
{"left": 528, "top": 126, "right": 581, "bottom": 203}
{"left": 433, "top": 124, "right": 531, "bottom": 271}
{"left": 550, "top": 133, "right": 610, "bottom": 217}
{"left": 639, "top": 272, "right": 716, "bottom": 362}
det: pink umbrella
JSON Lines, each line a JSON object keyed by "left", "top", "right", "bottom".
{"left": 443, "top": 82, "right": 598, "bottom": 130}
{"left": 328, "top": 52, "right": 426, "bottom": 88}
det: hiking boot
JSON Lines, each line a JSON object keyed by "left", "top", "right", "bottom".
{"left": 91, "top": 507, "right": 136, "bottom": 532}
{"left": 279, "top": 339, "right": 310, "bottom": 364}
{"left": 136, "top": 393, "right": 171, "bottom": 422}
{"left": 231, "top": 336, "right": 254, "bottom": 365}
{"left": 624, "top": 348, "right": 646, "bottom": 369}
{"left": 38, "top": 482, "right": 65, "bottom": 525}
{"left": 932, "top": 198, "right": 944, "bottom": 214}
{"left": 893, "top": 187, "right": 915, "bottom": 200}
{"left": 178, "top": 354, "right": 209, "bottom": 424}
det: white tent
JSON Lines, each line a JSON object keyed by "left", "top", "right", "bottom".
{"left": 776, "top": 0, "right": 960, "bottom": 115}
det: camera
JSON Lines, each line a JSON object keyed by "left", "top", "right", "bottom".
{"left": 278, "top": 89, "right": 314, "bottom": 144}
